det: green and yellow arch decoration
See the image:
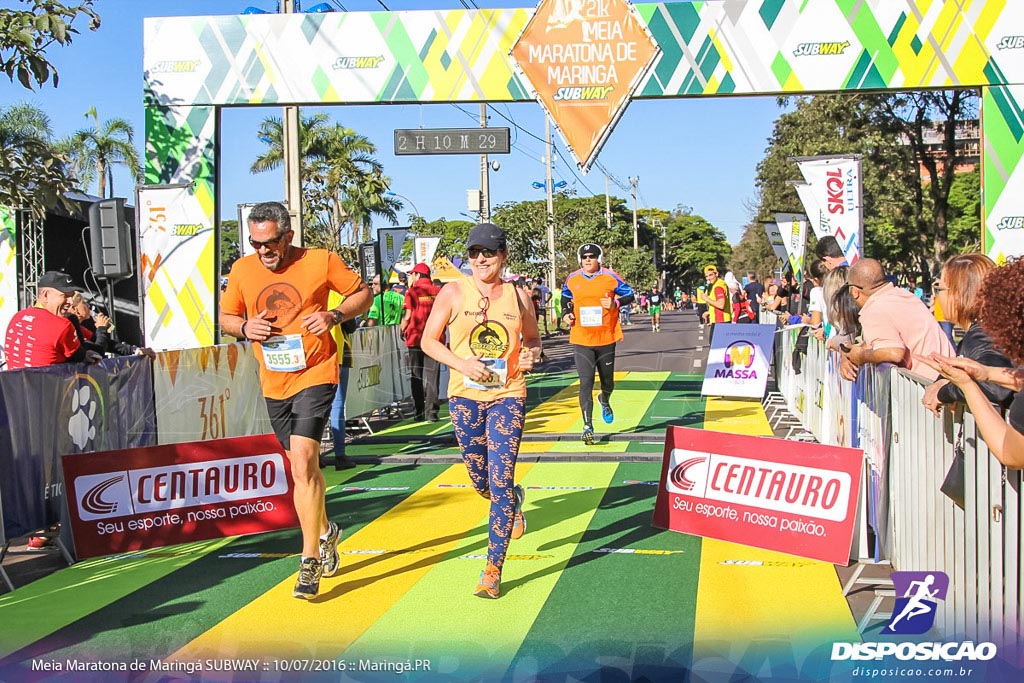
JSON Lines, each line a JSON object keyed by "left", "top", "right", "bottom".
{"left": 144, "top": 0, "right": 1024, "bottom": 350}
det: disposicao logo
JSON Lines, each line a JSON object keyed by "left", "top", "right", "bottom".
{"left": 883, "top": 571, "right": 949, "bottom": 635}
{"left": 831, "top": 570, "right": 998, "bottom": 663}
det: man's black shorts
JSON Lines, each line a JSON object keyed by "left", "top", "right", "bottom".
{"left": 265, "top": 383, "right": 336, "bottom": 450}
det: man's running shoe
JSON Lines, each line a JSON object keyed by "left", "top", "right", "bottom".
{"left": 582, "top": 425, "right": 596, "bottom": 445}
{"left": 474, "top": 562, "right": 501, "bottom": 599}
{"left": 293, "top": 557, "right": 323, "bottom": 600}
{"left": 320, "top": 520, "right": 342, "bottom": 577}
{"left": 598, "top": 394, "right": 614, "bottom": 424}
{"left": 511, "top": 484, "right": 527, "bottom": 540}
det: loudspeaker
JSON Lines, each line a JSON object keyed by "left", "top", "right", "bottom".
{"left": 89, "top": 198, "right": 133, "bottom": 280}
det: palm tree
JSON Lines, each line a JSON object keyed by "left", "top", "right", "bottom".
{"left": 252, "top": 114, "right": 399, "bottom": 248}
{"left": 60, "top": 107, "right": 142, "bottom": 198}
{"left": 0, "top": 102, "right": 76, "bottom": 219}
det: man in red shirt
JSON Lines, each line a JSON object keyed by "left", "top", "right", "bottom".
{"left": 4, "top": 271, "right": 98, "bottom": 369}
{"left": 401, "top": 262, "right": 441, "bottom": 422}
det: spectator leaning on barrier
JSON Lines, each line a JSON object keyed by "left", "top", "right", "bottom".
{"left": 918, "top": 256, "right": 1024, "bottom": 468}
{"left": 920, "top": 254, "right": 1014, "bottom": 417}
{"left": 838, "top": 258, "right": 954, "bottom": 382}
{"left": 4, "top": 271, "right": 101, "bottom": 369}
{"left": 220, "top": 201, "right": 373, "bottom": 600}
{"left": 815, "top": 235, "right": 848, "bottom": 271}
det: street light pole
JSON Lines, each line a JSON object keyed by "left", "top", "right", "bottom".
{"left": 385, "top": 191, "right": 420, "bottom": 227}
{"left": 282, "top": 0, "right": 303, "bottom": 245}
{"left": 629, "top": 176, "right": 639, "bottom": 249}
{"left": 545, "top": 116, "right": 556, "bottom": 296}
{"left": 480, "top": 103, "right": 490, "bottom": 223}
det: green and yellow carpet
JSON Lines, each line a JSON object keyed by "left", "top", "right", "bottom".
{"left": 0, "top": 372, "right": 860, "bottom": 681}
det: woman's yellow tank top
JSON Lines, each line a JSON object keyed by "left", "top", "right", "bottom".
{"left": 447, "top": 279, "right": 526, "bottom": 401}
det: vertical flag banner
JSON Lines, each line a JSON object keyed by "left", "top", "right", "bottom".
{"left": 701, "top": 323, "right": 775, "bottom": 399}
{"left": 413, "top": 236, "right": 441, "bottom": 265}
{"left": 982, "top": 84, "right": 1024, "bottom": 262}
{"left": 137, "top": 184, "right": 215, "bottom": 350}
{"left": 762, "top": 223, "right": 788, "bottom": 263}
{"left": 0, "top": 206, "right": 18, "bottom": 341}
{"left": 774, "top": 212, "right": 808, "bottom": 281}
{"left": 377, "top": 228, "right": 409, "bottom": 278}
{"left": 652, "top": 426, "right": 863, "bottom": 564}
{"left": 790, "top": 181, "right": 829, "bottom": 239}
{"left": 510, "top": 0, "right": 660, "bottom": 171}
{"left": 795, "top": 156, "right": 863, "bottom": 264}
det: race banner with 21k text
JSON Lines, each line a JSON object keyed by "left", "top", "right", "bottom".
{"left": 62, "top": 434, "right": 298, "bottom": 559}
{"left": 652, "top": 427, "right": 863, "bottom": 565}
{"left": 510, "top": 0, "right": 659, "bottom": 171}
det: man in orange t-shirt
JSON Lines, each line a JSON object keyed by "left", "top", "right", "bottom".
{"left": 561, "top": 243, "right": 635, "bottom": 445}
{"left": 220, "top": 201, "right": 372, "bottom": 600}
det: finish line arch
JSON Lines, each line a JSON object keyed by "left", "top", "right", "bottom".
{"left": 142, "top": 0, "right": 1024, "bottom": 350}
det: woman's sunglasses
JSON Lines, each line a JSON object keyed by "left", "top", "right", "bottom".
{"left": 468, "top": 247, "right": 499, "bottom": 259}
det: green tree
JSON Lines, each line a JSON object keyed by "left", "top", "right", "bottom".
{"left": 1, "top": 0, "right": 99, "bottom": 89}
{"left": 608, "top": 246, "right": 657, "bottom": 293}
{"left": 251, "top": 113, "right": 397, "bottom": 248}
{"left": 0, "top": 101, "right": 76, "bottom": 219}
{"left": 946, "top": 167, "right": 981, "bottom": 254}
{"left": 663, "top": 211, "right": 733, "bottom": 289}
{"left": 730, "top": 221, "right": 781, "bottom": 281}
{"left": 220, "top": 218, "right": 239, "bottom": 273}
{"left": 60, "top": 106, "right": 142, "bottom": 197}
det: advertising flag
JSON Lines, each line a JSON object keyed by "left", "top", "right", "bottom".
{"left": 652, "top": 426, "right": 863, "bottom": 565}
{"left": 137, "top": 184, "right": 215, "bottom": 350}
{"left": 795, "top": 156, "right": 863, "bottom": 264}
{"left": 701, "top": 324, "right": 775, "bottom": 399}
{"left": 414, "top": 236, "right": 441, "bottom": 265}
{"left": 774, "top": 212, "right": 808, "bottom": 281}
{"left": 762, "top": 223, "right": 788, "bottom": 263}
{"left": 378, "top": 228, "right": 408, "bottom": 278}
{"left": 789, "top": 181, "right": 829, "bottom": 239}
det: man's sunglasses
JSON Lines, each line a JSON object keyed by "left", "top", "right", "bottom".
{"left": 468, "top": 247, "right": 499, "bottom": 258}
{"left": 581, "top": 254, "right": 599, "bottom": 260}
{"left": 248, "top": 232, "right": 289, "bottom": 250}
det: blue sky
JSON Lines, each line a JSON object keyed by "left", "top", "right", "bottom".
{"left": 2, "top": 0, "right": 785, "bottom": 245}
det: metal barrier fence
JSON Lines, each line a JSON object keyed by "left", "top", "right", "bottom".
{"left": 775, "top": 330, "right": 1023, "bottom": 655}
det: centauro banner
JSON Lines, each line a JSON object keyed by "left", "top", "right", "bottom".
{"left": 62, "top": 434, "right": 298, "bottom": 559}
{"left": 652, "top": 426, "right": 863, "bottom": 565}
{"left": 137, "top": 184, "right": 215, "bottom": 350}
{"left": 795, "top": 156, "right": 863, "bottom": 264}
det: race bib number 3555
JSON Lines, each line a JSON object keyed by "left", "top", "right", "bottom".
{"left": 261, "top": 334, "right": 307, "bottom": 372}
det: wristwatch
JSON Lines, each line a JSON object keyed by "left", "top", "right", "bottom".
{"left": 330, "top": 309, "right": 343, "bottom": 325}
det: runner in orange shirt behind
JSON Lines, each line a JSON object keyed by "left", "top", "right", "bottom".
{"left": 560, "top": 243, "right": 636, "bottom": 445}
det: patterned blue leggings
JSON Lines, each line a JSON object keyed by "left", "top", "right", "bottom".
{"left": 449, "top": 396, "right": 525, "bottom": 571}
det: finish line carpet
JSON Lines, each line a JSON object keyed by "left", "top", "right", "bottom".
{"left": 0, "top": 373, "right": 859, "bottom": 681}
